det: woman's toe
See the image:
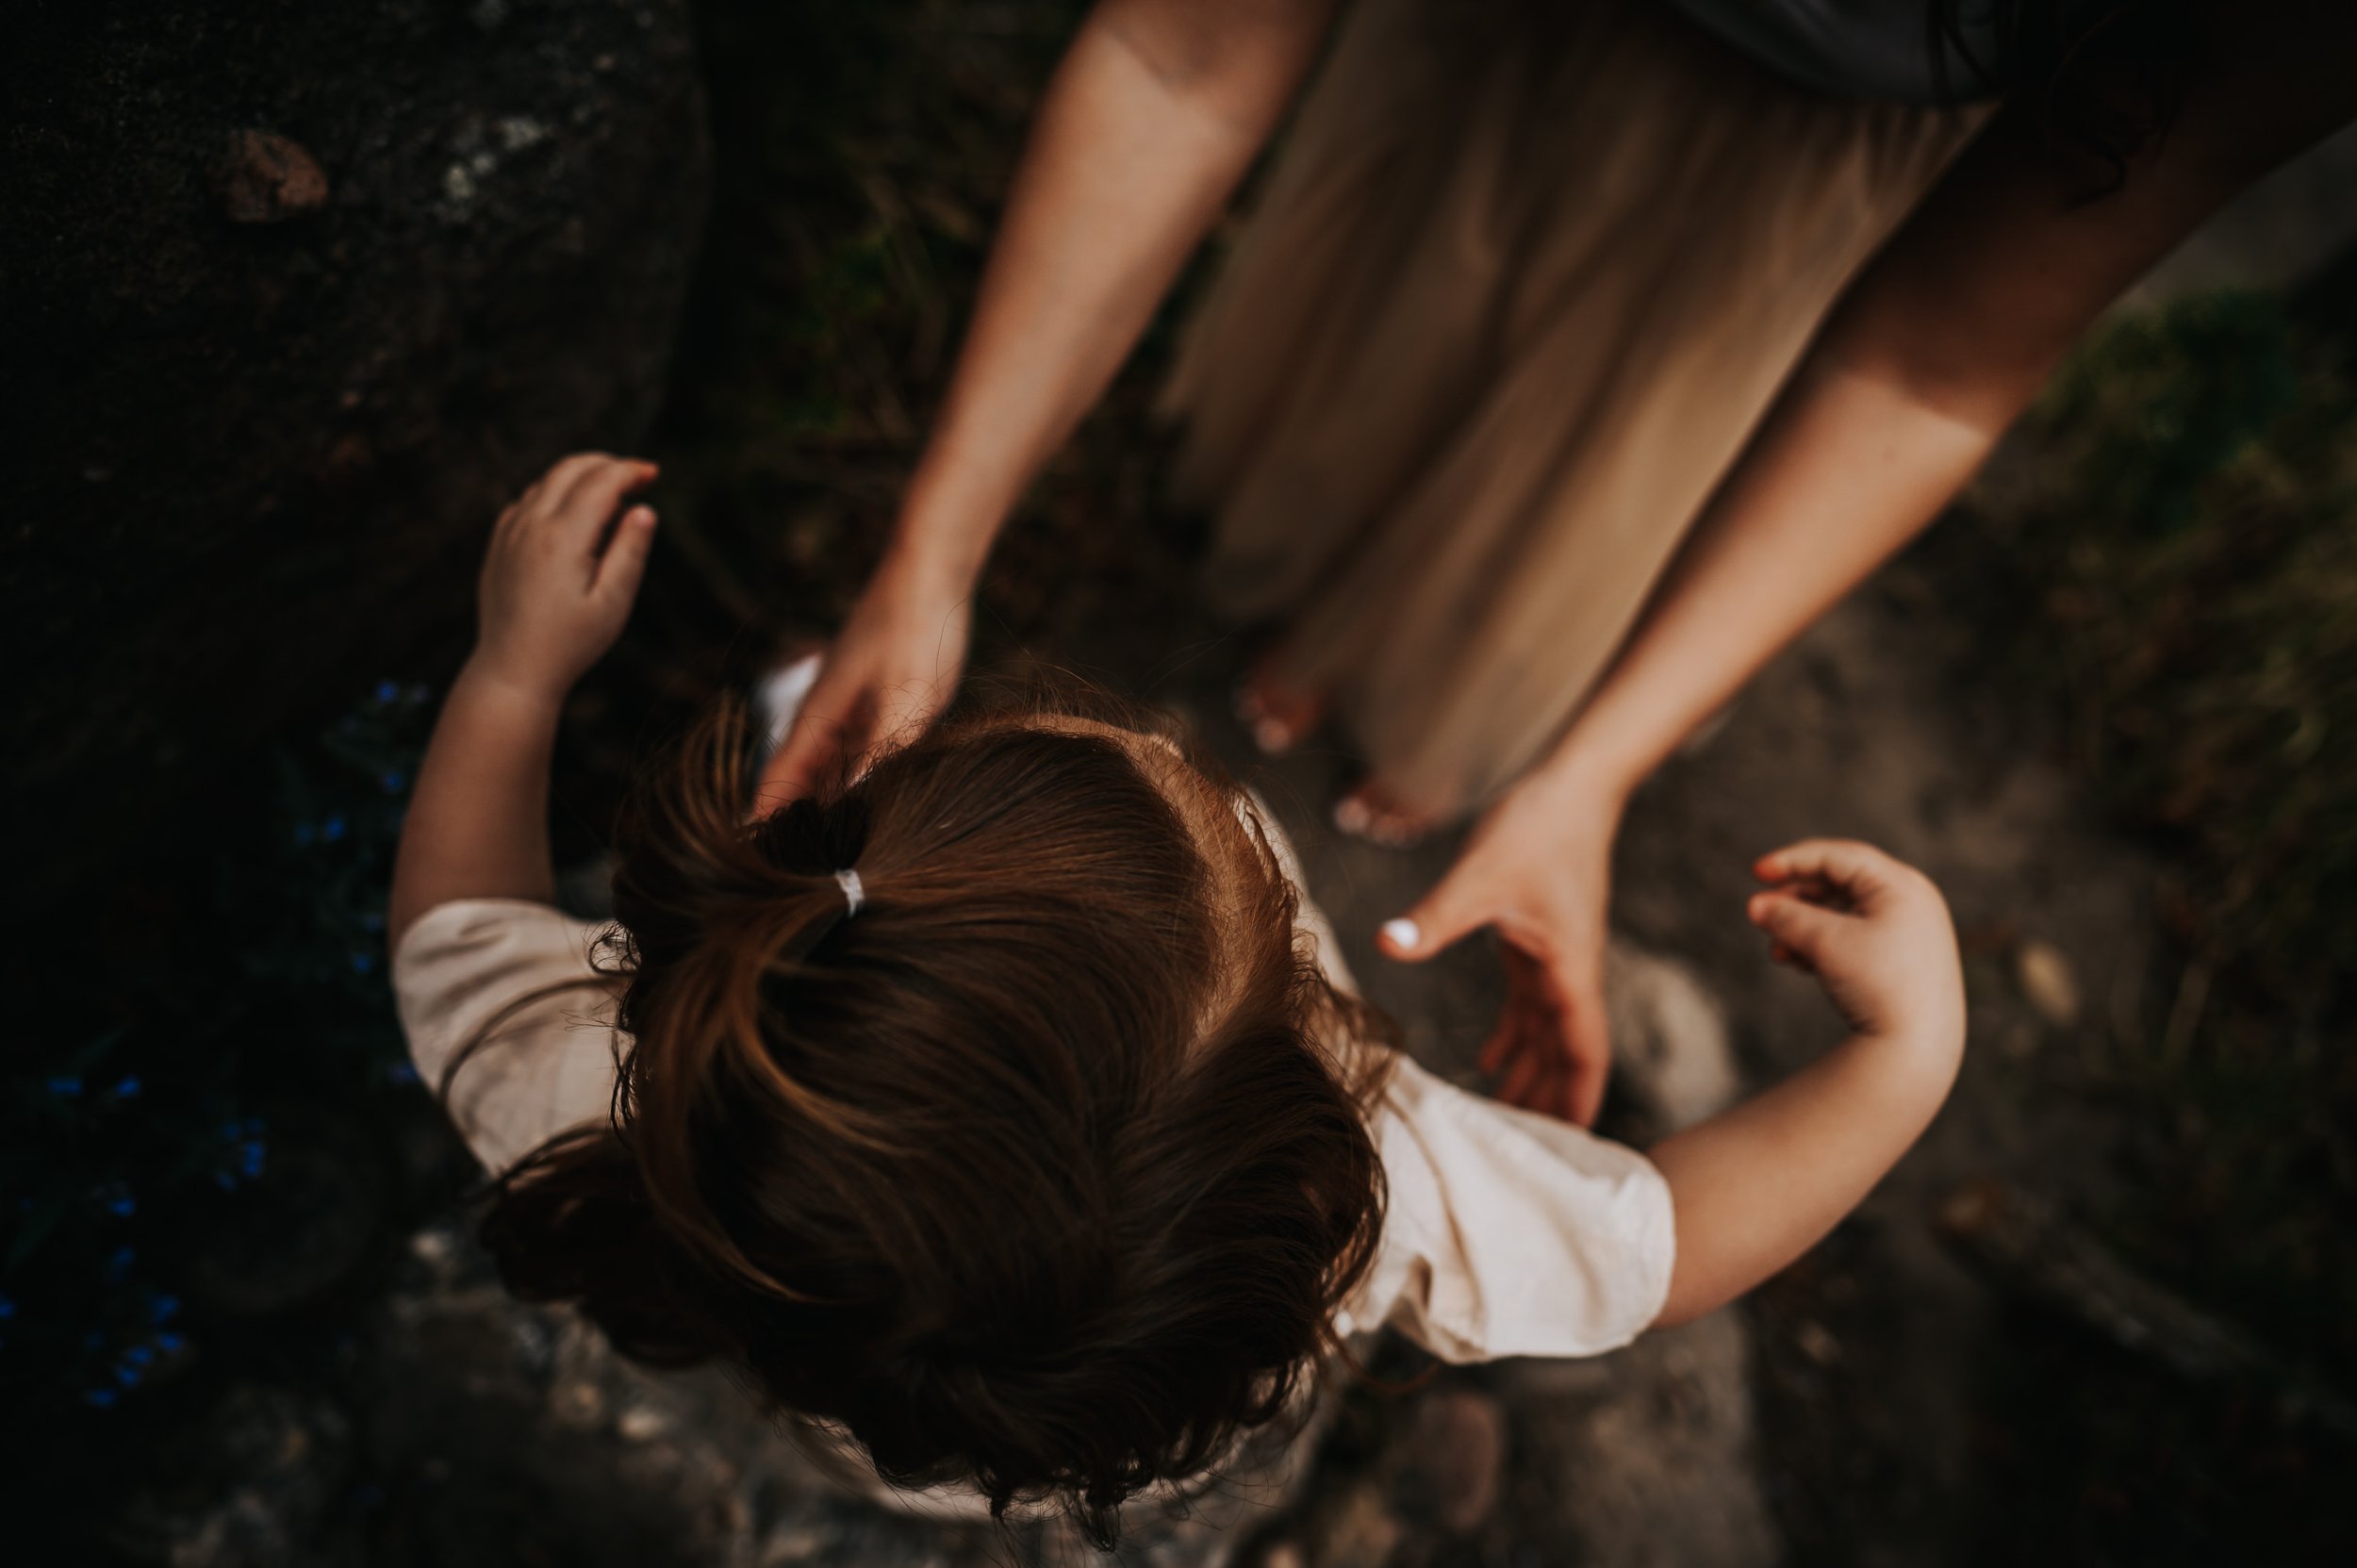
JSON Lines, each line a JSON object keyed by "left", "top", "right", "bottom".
{"left": 1333, "top": 783, "right": 1441, "bottom": 848}
{"left": 1234, "top": 662, "right": 1326, "bottom": 756}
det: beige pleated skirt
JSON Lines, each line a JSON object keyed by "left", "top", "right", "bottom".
{"left": 1161, "top": 0, "right": 1988, "bottom": 817}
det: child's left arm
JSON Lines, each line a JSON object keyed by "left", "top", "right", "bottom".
{"left": 1646, "top": 839, "right": 1968, "bottom": 1326}
{"left": 387, "top": 454, "right": 659, "bottom": 949}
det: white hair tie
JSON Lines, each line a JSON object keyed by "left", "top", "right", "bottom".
{"left": 833, "top": 867, "right": 865, "bottom": 917}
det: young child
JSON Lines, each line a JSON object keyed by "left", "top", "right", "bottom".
{"left": 388, "top": 454, "right": 1968, "bottom": 1543}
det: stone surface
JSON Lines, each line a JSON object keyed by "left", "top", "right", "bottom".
{"left": 1505, "top": 1315, "right": 1777, "bottom": 1568}
{"left": 1605, "top": 940, "right": 1745, "bottom": 1133}
{"left": 1396, "top": 1388, "right": 1508, "bottom": 1536}
{"left": 1, "top": 0, "right": 710, "bottom": 893}
{"left": 2013, "top": 939, "right": 2082, "bottom": 1030}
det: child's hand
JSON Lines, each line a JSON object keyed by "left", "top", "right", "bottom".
{"left": 471, "top": 453, "right": 660, "bottom": 705}
{"left": 1746, "top": 839, "right": 1965, "bottom": 1047}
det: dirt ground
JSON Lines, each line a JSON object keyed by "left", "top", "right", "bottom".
{"left": 41, "top": 6, "right": 2357, "bottom": 1563}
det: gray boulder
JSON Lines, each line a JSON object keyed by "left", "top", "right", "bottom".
{"left": 1, "top": 0, "right": 710, "bottom": 882}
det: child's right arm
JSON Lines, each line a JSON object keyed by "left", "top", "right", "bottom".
{"left": 1647, "top": 839, "right": 1967, "bottom": 1327}
{"left": 387, "top": 454, "right": 658, "bottom": 949}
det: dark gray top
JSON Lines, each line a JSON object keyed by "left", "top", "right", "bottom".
{"left": 1662, "top": 0, "right": 2003, "bottom": 104}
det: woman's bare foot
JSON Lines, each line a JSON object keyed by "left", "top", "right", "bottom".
{"left": 1233, "top": 652, "right": 1327, "bottom": 755}
{"left": 1331, "top": 779, "right": 1446, "bottom": 848}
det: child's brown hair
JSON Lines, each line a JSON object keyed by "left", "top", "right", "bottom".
{"left": 466, "top": 698, "right": 1390, "bottom": 1545}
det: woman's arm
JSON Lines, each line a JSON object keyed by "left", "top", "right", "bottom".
{"left": 1546, "top": 2, "right": 2357, "bottom": 806}
{"left": 1384, "top": 2, "right": 2357, "bottom": 1121}
{"left": 387, "top": 454, "right": 660, "bottom": 947}
{"left": 758, "top": 0, "right": 1337, "bottom": 802}
{"left": 1650, "top": 841, "right": 1966, "bottom": 1326}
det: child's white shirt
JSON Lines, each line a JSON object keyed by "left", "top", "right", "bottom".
{"left": 391, "top": 806, "right": 1676, "bottom": 1369}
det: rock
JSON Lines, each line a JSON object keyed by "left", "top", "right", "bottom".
{"left": 553, "top": 1379, "right": 608, "bottom": 1428}
{"left": 183, "top": 1106, "right": 389, "bottom": 1319}
{"left": 1400, "top": 1387, "right": 1508, "bottom": 1534}
{"left": 112, "top": 1384, "right": 353, "bottom": 1568}
{"left": 2, "top": 0, "right": 710, "bottom": 898}
{"left": 1605, "top": 942, "right": 1742, "bottom": 1132}
{"left": 2014, "top": 940, "right": 2082, "bottom": 1029}
{"left": 1502, "top": 1313, "right": 1777, "bottom": 1568}
{"left": 1793, "top": 1320, "right": 1841, "bottom": 1367}
{"left": 1309, "top": 1483, "right": 1401, "bottom": 1568}
{"left": 213, "top": 129, "right": 330, "bottom": 222}
{"left": 616, "top": 1404, "right": 672, "bottom": 1444}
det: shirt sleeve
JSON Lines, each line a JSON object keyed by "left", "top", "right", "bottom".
{"left": 1339, "top": 1052, "right": 1677, "bottom": 1362}
{"left": 389, "top": 899, "right": 628, "bottom": 1176}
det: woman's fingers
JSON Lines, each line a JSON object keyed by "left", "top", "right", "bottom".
{"left": 1485, "top": 943, "right": 1610, "bottom": 1127}
{"left": 1499, "top": 1034, "right": 1548, "bottom": 1109}
{"left": 1379, "top": 856, "right": 1492, "bottom": 963}
{"left": 1477, "top": 1003, "right": 1524, "bottom": 1075}
{"left": 756, "top": 676, "right": 868, "bottom": 813}
{"left": 1545, "top": 949, "right": 1611, "bottom": 1128}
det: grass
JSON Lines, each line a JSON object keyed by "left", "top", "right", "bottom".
{"left": 1970, "top": 276, "right": 2357, "bottom": 1388}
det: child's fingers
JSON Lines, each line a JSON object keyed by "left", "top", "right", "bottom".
{"left": 1752, "top": 839, "right": 1899, "bottom": 906}
{"left": 552, "top": 459, "right": 657, "bottom": 548}
{"left": 510, "top": 453, "right": 615, "bottom": 521}
{"left": 592, "top": 504, "right": 659, "bottom": 602}
{"left": 541, "top": 451, "right": 626, "bottom": 512}
{"left": 1747, "top": 890, "right": 1844, "bottom": 966}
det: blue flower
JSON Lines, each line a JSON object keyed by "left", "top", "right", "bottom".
{"left": 386, "top": 1062, "right": 420, "bottom": 1087}
{"left": 110, "top": 1075, "right": 141, "bottom": 1098}
{"left": 156, "top": 1330, "right": 187, "bottom": 1355}
{"left": 321, "top": 815, "right": 348, "bottom": 844}
{"left": 239, "top": 1141, "right": 267, "bottom": 1180}
{"left": 46, "top": 1075, "right": 82, "bottom": 1098}
{"left": 375, "top": 679, "right": 400, "bottom": 704}
{"left": 350, "top": 950, "right": 375, "bottom": 977}
{"left": 122, "top": 1344, "right": 154, "bottom": 1368}
{"left": 150, "top": 1294, "right": 180, "bottom": 1324}
{"left": 380, "top": 769, "right": 407, "bottom": 795}
{"left": 0, "top": 1294, "right": 15, "bottom": 1320}
{"left": 114, "top": 1362, "right": 145, "bottom": 1388}
{"left": 106, "top": 1194, "right": 136, "bottom": 1219}
{"left": 83, "top": 1388, "right": 118, "bottom": 1409}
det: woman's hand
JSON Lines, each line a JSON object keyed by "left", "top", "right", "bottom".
{"left": 1379, "top": 766, "right": 1624, "bottom": 1127}
{"left": 470, "top": 453, "right": 660, "bottom": 706}
{"left": 754, "top": 551, "right": 972, "bottom": 811}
